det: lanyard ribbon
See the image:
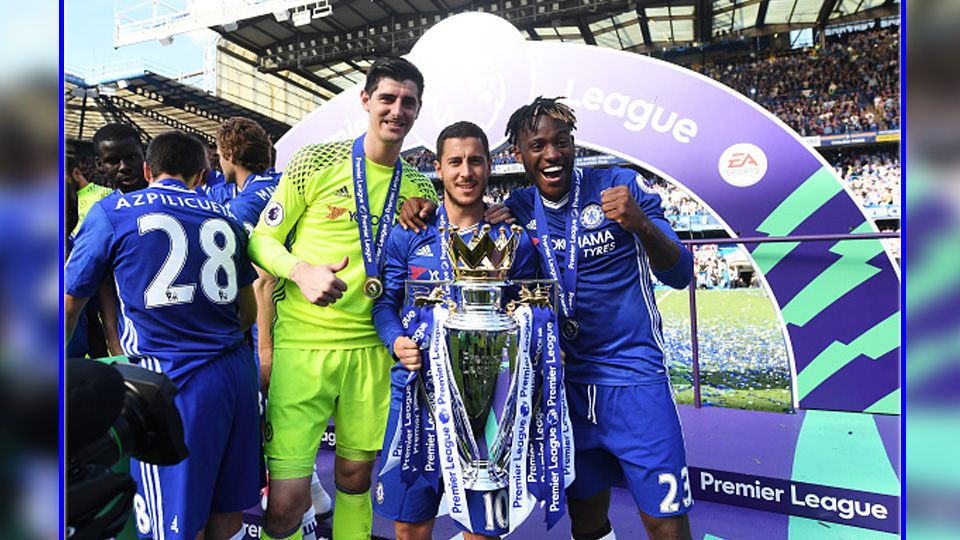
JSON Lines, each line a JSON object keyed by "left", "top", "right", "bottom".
{"left": 532, "top": 168, "right": 583, "bottom": 320}
{"left": 352, "top": 135, "right": 404, "bottom": 281}
{"left": 435, "top": 205, "right": 454, "bottom": 296}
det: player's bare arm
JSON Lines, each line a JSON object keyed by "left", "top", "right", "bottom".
{"left": 288, "top": 257, "right": 349, "bottom": 307}
{"left": 65, "top": 293, "right": 90, "bottom": 342}
{"left": 483, "top": 202, "right": 515, "bottom": 225}
{"left": 398, "top": 198, "right": 514, "bottom": 232}
{"left": 96, "top": 280, "right": 122, "bottom": 356}
{"left": 392, "top": 336, "right": 422, "bottom": 371}
{"left": 600, "top": 185, "right": 680, "bottom": 271}
{"left": 253, "top": 265, "right": 277, "bottom": 392}
{"left": 239, "top": 285, "right": 258, "bottom": 331}
{"left": 398, "top": 196, "right": 436, "bottom": 232}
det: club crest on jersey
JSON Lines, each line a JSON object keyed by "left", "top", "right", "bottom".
{"left": 264, "top": 201, "right": 284, "bottom": 226}
{"left": 635, "top": 173, "right": 656, "bottom": 194}
{"left": 580, "top": 204, "right": 605, "bottom": 229}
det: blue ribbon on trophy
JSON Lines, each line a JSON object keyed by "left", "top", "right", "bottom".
{"left": 425, "top": 304, "right": 474, "bottom": 531}
{"left": 526, "top": 318, "right": 547, "bottom": 502}
{"left": 397, "top": 305, "right": 433, "bottom": 485}
{"left": 507, "top": 304, "right": 537, "bottom": 528}
{"left": 540, "top": 306, "right": 567, "bottom": 528}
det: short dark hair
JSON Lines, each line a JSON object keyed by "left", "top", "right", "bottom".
{"left": 364, "top": 57, "right": 424, "bottom": 99}
{"left": 436, "top": 121, "right": 490, "bottom": 161}
{"left": 505, "top": 96, "right": 577, "bottom": 147}
{"left": 145, "top": 131, "right": 207, "bottom": 180}
{"left": 92, "top": 123, "right": 141, "bottom": 154}
{"left": 217, "top": 117, "right": 272, "bottom": 173}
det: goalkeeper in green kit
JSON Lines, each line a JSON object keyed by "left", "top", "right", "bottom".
{"left": 248, "top": 57, "right": 436, "bottom": 540}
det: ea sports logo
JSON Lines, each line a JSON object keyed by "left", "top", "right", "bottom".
{"left": 718, "top": 143, "right": 767, "bottom": 187}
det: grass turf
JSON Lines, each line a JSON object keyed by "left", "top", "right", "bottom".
{"left": 655, "top": 288, "right": 794, "bottom": 413}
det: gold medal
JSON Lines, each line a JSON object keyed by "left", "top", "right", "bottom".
{"left": 363, "top": 276, "right": 384, "bottom": 299}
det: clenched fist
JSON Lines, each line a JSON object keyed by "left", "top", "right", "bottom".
{"left": 600, "top": 185, "right": 648, "bottom": 234}
{"left": 393, "top": 336, "right": 423, "bottom": 371}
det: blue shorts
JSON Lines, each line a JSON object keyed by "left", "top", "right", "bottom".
{"left": 131, "top": 344, "right": 261, "bottom": 539}
{"left": 565, "top": 380, "right": 693, "bottom": 517}
{"left": 374, "top": 367, "right": 509, "bottom": 536}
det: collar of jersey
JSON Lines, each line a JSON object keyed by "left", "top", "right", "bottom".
{"left": 539, "top": 192, "right": 569, "bottom": 210}
{"left": 153, "top": 178, "right": 192, "bottom": 192}
{"left": 236, "top": 172, "right": 259, "bottom": 193}
{"left": 435, "top": 203, "right": 488, "bottom": 235}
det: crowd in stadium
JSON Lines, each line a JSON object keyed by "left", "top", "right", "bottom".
{"left": 830, "top": 149, "right": 900, "bottom": 207}
{"left": 696, "top": 25, "right": 900, "bottom": 136}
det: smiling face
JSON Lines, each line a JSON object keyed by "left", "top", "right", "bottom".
{"left": 361, "top": 77, "right": 422, "bottom": 148}
{"left": 435, "top": 136, "right": 490, "bottom": 211}
{"left": 512, "top": 115, "right": 576, "bottom": 202}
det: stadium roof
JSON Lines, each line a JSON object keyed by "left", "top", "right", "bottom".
{"left": 63, "top": 70, "right": 292, "bottom": 143}
{"left": 202, "top": 0, "right": 897, "bottom": 99}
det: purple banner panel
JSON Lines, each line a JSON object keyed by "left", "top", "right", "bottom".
{"left": 690, "top": 467, "right": 899, "bottom": 533}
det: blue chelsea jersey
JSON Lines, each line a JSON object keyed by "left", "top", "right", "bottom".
{"left": 372, "top": 208, "right": 539, "bottom": 360}
{"left": 65, "top": 179, "right": 258, "bottom": 384}
{"left": 506, "top": 167, "right": 693, "bottom": 385}
{"left": 227, "top": 171, "right": 281, "bottom": 235}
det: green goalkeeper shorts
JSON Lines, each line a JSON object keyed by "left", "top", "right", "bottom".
{"left": 264, "top": 345, "right": 392, "bottom": 480}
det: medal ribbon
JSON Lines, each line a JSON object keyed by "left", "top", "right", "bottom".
{"left": 435, "top": 204, "right": 455, "bottom": 297}
{"left": 532, "top": 168, "right": 582, "bottom": 320}
{"left": 352, "top": 135, "right": 404, "bottom": 284}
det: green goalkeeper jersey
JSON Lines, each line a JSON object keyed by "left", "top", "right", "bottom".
{"left": 74, "top": 182, "right": 114, "bottom": 234}
{"left": 249, "top": 140, "right": 437, "bottom": 350}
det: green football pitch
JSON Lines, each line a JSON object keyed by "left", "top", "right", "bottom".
{"left": 655, "top": 288, "right": 795, "bottom": 413}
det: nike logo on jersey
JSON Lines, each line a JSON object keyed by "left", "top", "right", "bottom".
{"left": 415, "top": 244, "right": 434, "bottom": 257}
{"left": 334, "top": 185, "right": 350, "bottom": 198}
{"left": 326, "top": 205, "right": 348, "bottom": 219}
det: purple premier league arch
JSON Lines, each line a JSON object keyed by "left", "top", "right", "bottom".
{"left": 275, "top": 12, "right": 900, "bottom": 416}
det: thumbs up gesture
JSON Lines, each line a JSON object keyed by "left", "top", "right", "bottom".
{"left": 290, "top": 256, "right": 350, "bottom": 307}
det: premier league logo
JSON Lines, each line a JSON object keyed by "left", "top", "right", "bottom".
{"left": 580, "top": 203, "right": 605, "bottom": 229}
{"left": 264, "top": 201, "right": 284, "bottom": 226}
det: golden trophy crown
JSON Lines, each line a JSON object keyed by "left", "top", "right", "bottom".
{"left": 441, "top": 223, "right": 523, "bottom": 281}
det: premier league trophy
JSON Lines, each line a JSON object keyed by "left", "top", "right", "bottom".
{"left": 402, "top": 223, "right": 574, "bottom": 533}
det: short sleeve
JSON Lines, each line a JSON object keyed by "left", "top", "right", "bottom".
{"left": 65, "top": 202, "right": 115, "bottom": 298}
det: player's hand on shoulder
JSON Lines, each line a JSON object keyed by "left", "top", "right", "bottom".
{"left": 290, "top": 257, "right": 349, "bottom": 307}
{"left": 393, "top": 336, "right": 422, "bottom": 371}
{"left": 601, "top": 185, "right": 647, "bottom": 233}
{"left": 484, "top": 203, "right": 516, "bottom": 225}
{"left": 399, "top": 197, "right": 436, "bottom": 233}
